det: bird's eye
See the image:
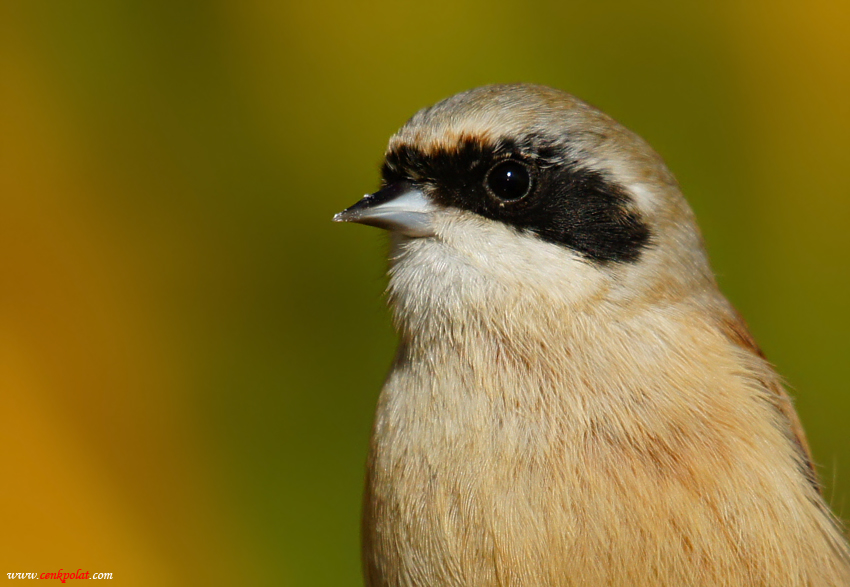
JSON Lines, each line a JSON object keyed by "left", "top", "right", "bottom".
{"left": 485, "top": 160, "right": 532, "bottom": 202}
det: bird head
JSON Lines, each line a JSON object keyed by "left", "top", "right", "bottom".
{"left": 336, "top": 84, "right": 717, "bottom": 327}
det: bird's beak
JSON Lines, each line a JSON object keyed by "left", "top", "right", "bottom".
{"left": 333, "top": 181, "right": 437, "bottom": 237}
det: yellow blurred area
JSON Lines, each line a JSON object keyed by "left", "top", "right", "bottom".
{"left": 1, "top": 2, "right": 848, "bottom": 585}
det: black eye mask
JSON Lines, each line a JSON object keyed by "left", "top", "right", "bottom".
{"left": 382, "top": 135, "right": 652, "bottom": 264}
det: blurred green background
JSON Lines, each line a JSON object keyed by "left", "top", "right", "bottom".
{"left": 1, "top": 1, "right": 848, "bottom": 585}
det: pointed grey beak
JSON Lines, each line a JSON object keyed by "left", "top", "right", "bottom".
{"left": 333, "top": 181, "right": 437, "bottom": 237}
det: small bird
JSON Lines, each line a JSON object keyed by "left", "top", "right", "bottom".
{"left": 334, "top": 84, "right": 850, "bottom": 586}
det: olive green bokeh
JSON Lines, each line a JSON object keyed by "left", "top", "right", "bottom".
{"left": 1, "top": 2, "right": 848, "bottom": 585}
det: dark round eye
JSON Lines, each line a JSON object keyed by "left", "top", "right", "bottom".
{"left": 485, "top": 160, "right": 532, "bottom": 202}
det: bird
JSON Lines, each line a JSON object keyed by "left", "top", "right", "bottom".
{"left": 334, "top": 83, "right": 850, "bottom": 586}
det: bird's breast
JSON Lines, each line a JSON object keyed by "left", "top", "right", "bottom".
{"left": 361, "top": 316, "right": 850, "bottom": 586}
